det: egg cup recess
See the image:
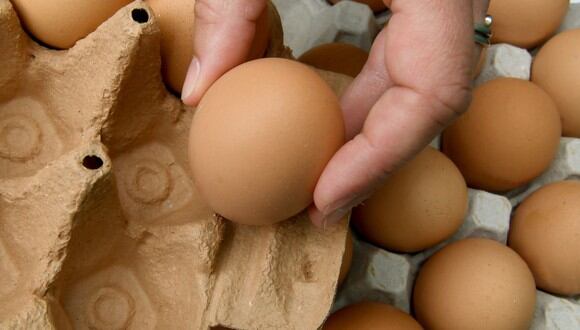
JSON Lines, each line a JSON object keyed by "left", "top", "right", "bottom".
{"left": 0, "top": 1, "right": 350, "bottom": 329}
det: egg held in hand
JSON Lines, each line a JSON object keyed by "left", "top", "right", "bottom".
{"left": 189, "top": 58, "right": 345, "bottom": 226}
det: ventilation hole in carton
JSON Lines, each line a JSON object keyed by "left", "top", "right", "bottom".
{"left": 82, "top": 155, "right": 104, "bottom": 170}
{"left": 131, "top": 8, "right": 149, "bottom": 24}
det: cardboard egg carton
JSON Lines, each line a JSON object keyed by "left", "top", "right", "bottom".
{"left": 0, "top": 1, "right": 352, "bottom": 329}
{"left": 271, "top": 0, "right": 380, "bottom": 56}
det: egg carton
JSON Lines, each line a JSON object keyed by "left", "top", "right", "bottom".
{"left": 532, "top": 291, "right": 580, "bottom": 330}
{"left": 559, "top": 2, "right": 580, "bottom": 32}
{"left": 0, "top": 1, "right": 352, "bottom": 329}
{"left": 474, "top": 43, "right": 532, "bottom": 86}
{"left": 271, "top": 0, "right": 380, "bottom": 56}
{"left": 333, "top": 189, "right": 512, "bottom": 313}
{"left": 507, "top": 138, "right": 580, "bottom": 206}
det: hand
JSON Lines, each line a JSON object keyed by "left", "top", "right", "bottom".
{"left": 182, "top": 0, "right": 489, "bottom": 228}
{"left": 181, "top": 0, "right": 268, "bottom": 104}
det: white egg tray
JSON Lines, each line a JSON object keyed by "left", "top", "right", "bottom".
{"left": 274, "top": 1, "right": 580, "bottom": 329}
{"left": 271, "top": 0, "right": 385, "bottom": 56}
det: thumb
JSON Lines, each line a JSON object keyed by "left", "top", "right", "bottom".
{"left": 181, "top": 0, "right": 268, "bottom": 105}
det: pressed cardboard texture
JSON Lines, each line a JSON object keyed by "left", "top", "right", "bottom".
{"left": 0, "top": 1, "right": 348, "bottom": 329}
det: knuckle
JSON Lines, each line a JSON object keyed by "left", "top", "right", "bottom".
{"left": 431, "top": 83, "right": 472, "bottom": 117}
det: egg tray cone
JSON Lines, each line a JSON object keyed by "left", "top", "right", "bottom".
{"left": 0, "top": 1, "right": 350, "bottom": 329}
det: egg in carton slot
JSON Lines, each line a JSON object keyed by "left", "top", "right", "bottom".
{"left": 0, "top": 0, "right": 358, "bottom": 329}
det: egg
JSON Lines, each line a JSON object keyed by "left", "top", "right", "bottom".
{"left": 413, "top": 238, "right": 536, "bottom": 330}
{"left": 189, "top": 58, "right": 344, "bottom": 226}
{"left": 509, "top": 181, "right": 580, "bottom": 296}
{"left": 10, "top": 0, "right": 133, "bottom": 49}
{"left": 352, "top": 147, "right": 467, "bottom": 253}
{"left": 299, "top": 43, "right": 369, "bottom": 78}
{"left": 337, "top": 230, "right": 353, "bottom": 287}
{"left": 488, "top": 0, "right": 568, "bottom": 49}
{"left": 322, "top": 302, "right": 422, "bottom": 330}
{"left": 147, "top": 0, "right": 273, "bottom": 94}
{"left": 532, "top": 28, "right": 580, "bottom": 138}
{"left": 442, "top": 78, "right": 561, "bottom": 192}
{"left": 327, "top": 0, "right": 388, "bottom": 13}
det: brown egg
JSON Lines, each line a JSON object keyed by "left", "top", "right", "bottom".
{"left": 488, "top": 0, "right": 568, "bottom": 49}
{"left": 323, "top": 302, "right": 422, "bottom": 330}
{"left": 533, "top": 28, "right": 580, "bottom": 138}
{"left": 299, "top": 43, "right": 369, "bottom": 78}
{"left": 352, "top": 147, "right": 467, "bottom": 253}
{"left": 337, "top": 230, "right": 353, "bottom": 287}
{"left": 413, "top": 238, "right": 536, "bottom": 330}
{"left": 10, "top": 0, "right": 133, "bottom": 49}
{"left": 509, "top": 181, "right": 580, "bottom": 296}
{"left": 327, "top": 0, "right": 388, "bottom": 13}
{"left": 442, "top": 78, "right": 561, "bottom": 192}
{"left": 189, "top": 58, "right": 344, "bottom": 226}
{"left": 147, "top": 0, "right": 272, "bottom": 94}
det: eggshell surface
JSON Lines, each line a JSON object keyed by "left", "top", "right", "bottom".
{"left": 532, "top": 28, "right": 580, "bottom": 138}
{"left": 322, "top": 302, "right": 422, "bottom": 330}
{"left": 488, "top": 0, "right": 568, "bottom": 48}
{"left": 189, "top": 58, "right": 344, "bottom": 226}
{"left": 10, "top": 0, "right": 133, "bottom": 49}
{"left": 413, "top": 238, "right": 536, "bottom": 330}
{"left": 352, "top": 147, "right": 467, "bottom": 253}
{"left": 442, "top": 78, "right": 561, "bottom": 192}
{"left": 147, "top": 0, "right": 272, "bottom": 94}
{"left": 299, "top": 43, "right": 369, "bottom": 77}
{"left": 509, "top": 180, "right": 580, "bottom": 296}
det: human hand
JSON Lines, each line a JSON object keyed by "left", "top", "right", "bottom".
{"left": 181, "top": 0, "right": 269, "bottom": 104}
{"left": 182, "top": 0, "right": 489, "bottom": 228}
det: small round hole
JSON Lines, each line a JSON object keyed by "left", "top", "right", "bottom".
{"left": 83, "top": 155, "right": 104, "bottom": 170}
{"left": 131, "top": 8, "right": 149, "bottom": 24}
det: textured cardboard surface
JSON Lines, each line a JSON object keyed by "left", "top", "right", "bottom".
{"left": 0, "top": 1, "right": 349, "bottom": 329}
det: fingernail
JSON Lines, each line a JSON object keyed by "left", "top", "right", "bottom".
{"left": 181, "top": 57, "right": 200, "bottom": 102}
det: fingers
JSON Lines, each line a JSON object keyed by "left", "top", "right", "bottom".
{"left": 339, "top": 29, "right": 393, "bottom": 140}
{"left": 181, "top": 0, "right": 268, "bottom": 106}
{"left": 311, "top": 86, "right": 451, "bottom": 227}
{"left": 311, "top": 0, "right": 474, "bottom": 227}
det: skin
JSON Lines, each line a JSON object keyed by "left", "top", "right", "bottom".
{"left": 182, "top": 0, "right": 490, "bottom": 228}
